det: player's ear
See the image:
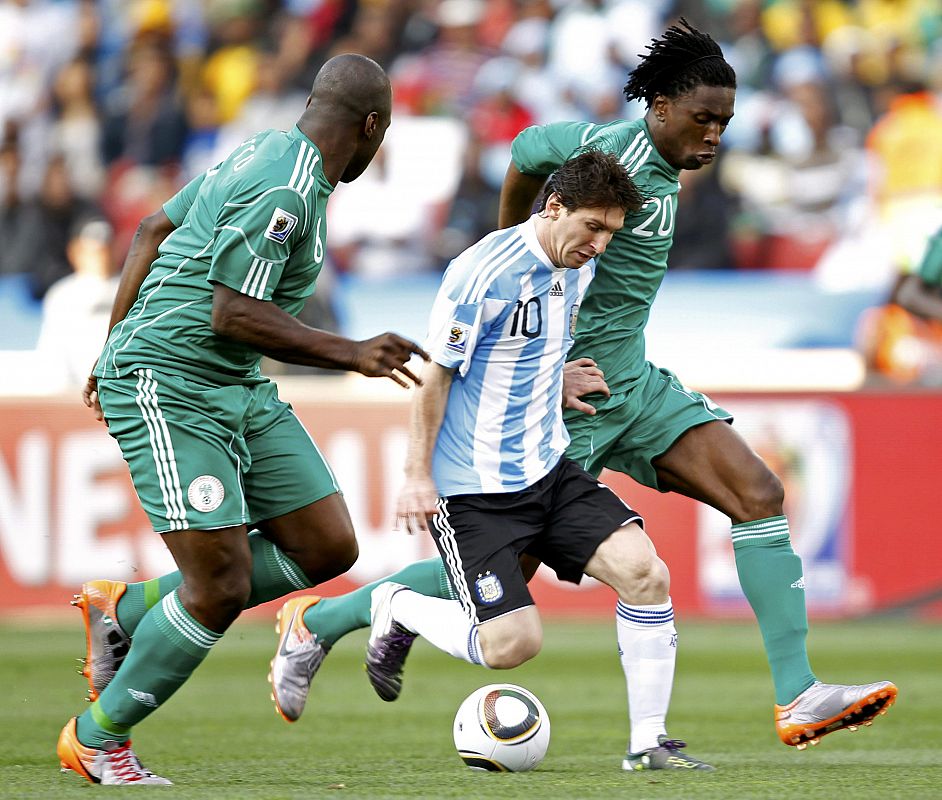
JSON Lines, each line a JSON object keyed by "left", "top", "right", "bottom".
{"left": 652, "top": 94, "right": 669, "bottom": 123}
{"left": 364, "top": 111, "right": 379, "bottom": 140}
{"left": 546, "top": 193, "right": 562, "bottom": 220}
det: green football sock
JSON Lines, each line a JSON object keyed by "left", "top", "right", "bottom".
{"left": 732, "top": 516, "right": 817, "bottom": 704}
{"left": 115, "top": 531, "right": 312, "bottom": 635}
{"left": 303, "top": 557, "right": 455, "bottom": 647}
{"left": 76, "top": 590, "right": 222, "bottom": 747}
{"left": 115, "top": 576, "right": 180, "bottom": 635}
{"left": 242, "top": 530, "right": 314, "bottom": 606}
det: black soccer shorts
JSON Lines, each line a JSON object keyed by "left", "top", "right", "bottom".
{"left": 429, "top": 457, "right": 642, "bottom": 623}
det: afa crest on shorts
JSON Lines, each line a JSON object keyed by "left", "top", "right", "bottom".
{"left": 475, "top": 571, "right": 504, "bottom": 604}
{"left": 264, "top": 207, "right": 298, "bottom": 244}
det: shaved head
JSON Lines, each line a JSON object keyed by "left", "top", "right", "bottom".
{"left": 297, "top": 53, "right": 393, "bottom": 185}
{"left": 309, "top": 53, "right": 391, "bottom": 122}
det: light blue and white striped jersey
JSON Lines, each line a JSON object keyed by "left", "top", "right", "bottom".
{"left": 426, "top": 216, "right": 595, "bottom": 495}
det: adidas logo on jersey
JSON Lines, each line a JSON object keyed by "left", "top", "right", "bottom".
{"left": 790, "top": 577, "right": 805, "bottom": 589}
{"left": 549, "top": 282, "right": 563, "bottom": 297}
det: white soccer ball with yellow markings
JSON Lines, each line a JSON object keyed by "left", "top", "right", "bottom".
{"left": 453, "top": 684, "right": 550, "bottom": 772}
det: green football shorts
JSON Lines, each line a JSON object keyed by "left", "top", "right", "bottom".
{"left": 98, "top": 368, "right": 340, "bottom": 533}
{"left": 563, "top": 361, "right": 733, "bottom": 490}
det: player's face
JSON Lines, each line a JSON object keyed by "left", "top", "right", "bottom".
{"left": 653, "top": 85, "right": 735, "bottom": 171}
{"left": 549, "top": 202, "right": 625, "bottom": 268}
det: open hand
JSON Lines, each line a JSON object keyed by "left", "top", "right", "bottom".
{"left": 354, "top": 333, "right": 430, "bottom": 388}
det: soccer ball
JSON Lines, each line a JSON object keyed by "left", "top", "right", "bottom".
{"left": 453, "top": 684, "right": 550, "bottom": 772}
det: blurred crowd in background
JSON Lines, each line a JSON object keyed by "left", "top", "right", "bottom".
{"left": 1, "top": 0, "right": 942, "bottom": 387}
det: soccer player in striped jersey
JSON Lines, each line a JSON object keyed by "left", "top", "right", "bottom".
{"left": 270, "top": 18, "right": 894, "bottom": 766}
{"left": 57, "top": 54, "right": 427, "bottom": 786}
{"left": 77, "top": 21, "right": 897, "bottom": 769}
{"left": 358, "top": 150, "right": 704, "bottom": 766}
{"left": 499, "top": 18, "right": 896, "bottom": 759}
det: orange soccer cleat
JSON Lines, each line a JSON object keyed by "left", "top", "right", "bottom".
{"left": 71, "top": 580, "right": 131, "bottom": 701}
{"left": 775, "top": 680, "right": 898, "bottom": 749}
{"left": 57, "top": 717, "right": 171, "bottom": 785}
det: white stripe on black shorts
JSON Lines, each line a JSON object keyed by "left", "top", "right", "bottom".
{"left": 429, "top": 457, "right": 641, "bottom": 623}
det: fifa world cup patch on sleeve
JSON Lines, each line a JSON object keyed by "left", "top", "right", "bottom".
{"left": 264, "top": 207, "right": 299, "bottom": 244}
{"left": 445, "top": 320, "right": 472, "bottom": 353}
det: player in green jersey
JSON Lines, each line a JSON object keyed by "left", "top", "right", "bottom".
{"left": 58, "top": 54, "right": 428, "bottom": 786}
{"left": 862, "top": 225, "right": 942, "bottom": 381}
{"left": 74, "top": 23, "right": 898, "bottom": 771}
{"left": 270, "top": 19, "right": 892, "bottom": 762}
{"left": 896, "top": 226, "right": 942, "bottom": 321}
{"left": 500, "top": 18, "right": 894, "bottom": 759}
{"left": 498, "top": 18, "right": 891, "bottom": 758}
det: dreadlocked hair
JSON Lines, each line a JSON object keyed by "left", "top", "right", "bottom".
{"left": 539, "top": 149, "right": 642, "bottom": 215}
{"left": 623, "top": 17, "right": 736, "bottom": 108}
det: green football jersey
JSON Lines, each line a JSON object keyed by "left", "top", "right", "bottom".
{"left": 511, "top": 119, "right": 681, "bottom": 393}
{"left": 917, "top": 228, "right": 942, "bottom": 287}
{"left": 163, "top": 170, "right": 207, "bottom": 227}
{"left": 96, "top": 126, "right": 332, "bottom": 385}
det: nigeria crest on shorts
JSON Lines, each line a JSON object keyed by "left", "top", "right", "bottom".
{"left": 187, "top": 475, "right": 225, "bottom": 513}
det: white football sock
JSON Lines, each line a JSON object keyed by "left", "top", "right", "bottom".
{"left": 392, "top": 590, "right": 488, "bottom": 666}
{"left": 616, "top": 598, "right": 677, "bottom": 753}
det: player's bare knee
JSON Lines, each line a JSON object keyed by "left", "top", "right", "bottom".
{"left": 324, "top": 537, "right": 359, "bottom": 580}
{"left": 219, "top": 571, "right": 252, "bottom": 613}
{"left": 646, "top": 556, "right": 671, "bottom": 599}
{"left": 292, "top": 529, "right": 359, "bottom": 584}
{"left": 339, "top": 536, "right": 359, "bottom": 572}
{"left": 736, "top": 467, "right": 785, "bottom": 521}
{"left": 613, "top": 552, "right": 670, "bottom": 604}
{"left": 481, "top": 633, "right": 541, "bottom": 669}
{"left": 182, "top": 572, "right": 250, "bottom": 631}
{"left": 318, "top": 535, "right": 359, "bottom": 581}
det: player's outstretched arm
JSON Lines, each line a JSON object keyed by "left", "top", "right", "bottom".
{"left": 211, "top": 284, "right": 429, "bottom": 386}
{"left": 563, "top": 357, "right": 610, "bottom": 415}
{"left": 498, "top": 163, "right": 548, "bottom": 229}
{"left": 396, "top": 361, "right": 453, "bottom": 535}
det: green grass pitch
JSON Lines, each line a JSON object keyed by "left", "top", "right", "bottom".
{"left": 3, "top": 615, "right": 940, "bottom": 799}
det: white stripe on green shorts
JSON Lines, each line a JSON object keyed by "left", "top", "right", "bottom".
{"left": 135, "top": 369, "right": 188, "bottom": 530}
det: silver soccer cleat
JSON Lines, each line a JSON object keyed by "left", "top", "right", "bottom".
{"left": 775, "top": 680, "right": 898, "bottom": 748}
{"left": 268, "top": 596, "right": 330, "bottom": 722}
{"left": 365, "top": 582, "right": 417, "bottom": 702}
